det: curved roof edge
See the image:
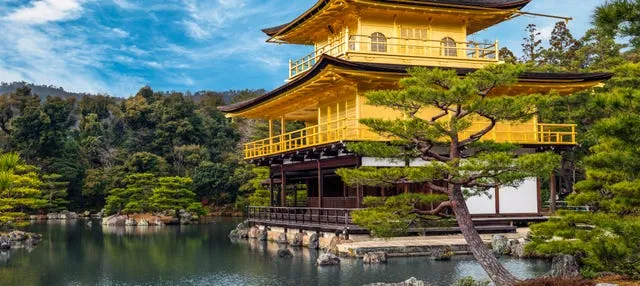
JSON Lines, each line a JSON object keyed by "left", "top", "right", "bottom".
{"left": 218, "top": 55, "right": 614, "bottom": 113}
{"left": 262, "top": 0, "right": 532, "bottom": 38}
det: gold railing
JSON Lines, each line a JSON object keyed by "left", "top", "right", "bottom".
{"left": 289, "top": 29, "right": 500, "bottom": 78}
{"left": 244, "top": 119, "right": 577, "bottom": 159}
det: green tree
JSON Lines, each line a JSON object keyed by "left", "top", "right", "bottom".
{"left": 149, "top": 177, "right": 198, "bottom": 213}
{"left": 543, "top": 21, "right": 581, "bottom": 68}
{"left": 40, "top": 174, "right": 69, "bottom": 213}
{"left": 191, "top": 161, "right": 235, "bottom": 204}
{"left": 125, "top": 152, "right": 168, "bottom": 174}
{"left": 521, "top": 24, "right": 545, "bottom": 64}
{"left": 337, "top": 65, "right": 560, "bottom": 285}
{"left": 0, "top": 153, "right": 46, "bottom": 226}
{"left": 104, "top": 173, "right": 157, "bottom": 214}
{"left": 594, "top": 0, "right": 640, "bottom": 49}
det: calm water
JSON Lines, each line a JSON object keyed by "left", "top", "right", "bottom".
{"left": 0, "top": 218, "right": 550, "bottom": 286}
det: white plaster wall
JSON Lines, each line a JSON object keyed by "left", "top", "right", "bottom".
{"left": 466, "top": 189, "right": 497, "bottom": 215}
{"left": 499, "top": 178, "right": 538, "bottom": 214}
{"left": 361, "top": 157, "right": 406, "bottom": 167}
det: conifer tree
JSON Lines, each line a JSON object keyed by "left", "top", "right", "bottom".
{"left": 543, "top": 21, "right": 581, "bottom": 67}
{"left": 104, "top": 173, "right": 157, "bottom": 214}
{"left": 521, "top": 24, "right": 544, "bottom": 64}
{"left": 40, "top": 173, "right": 69, "bottom": 213}
{"left": 149, "top": 177, "right": 197, "bottom": 212}
{"left": 0, "top": 153, "right": 46, "bottom": 226}
{"left": 337, "top": 65, "right": 560, "bottom": 286}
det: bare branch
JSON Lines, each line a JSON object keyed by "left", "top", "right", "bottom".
{"left": 427, "top": 183, "right": 449, "bottom": 193}
{"left": 410, "top": 201, "right": 453, "bottom": 216}
{"left": 459, "top": 118, "right": 497, "bottom": 147}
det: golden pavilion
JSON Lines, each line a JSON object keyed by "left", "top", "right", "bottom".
{"left": 219, "top": 0, "right": 612, "bottom": 232}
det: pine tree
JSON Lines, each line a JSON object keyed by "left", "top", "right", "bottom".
{"left": 543, "top": 21, "right": 581, "bottom": 67}
{"left": 521, "top": 24, "right": 544, "bottom": 64}
{"left": 104, "top": 173, "right": 157, "bottom": 214}
{"left": 528, "top": 65, "right": 640, "bottom": 279}
{"left": 40, "top": 174, "right": 69, "bottom": 213}
{"left": 149, "top": 177, "right": 197, "bottom": 212}
{"left": 0, "top": 153, "right": 46, "bottom": 226}
{"left": 337, "top": 65, "right": 560, "bottom": 285}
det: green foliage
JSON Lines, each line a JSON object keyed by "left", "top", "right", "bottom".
{"left": 40, "top": 174, "right": 69, "bottom": 213}
{"left": 125, "top": 152, "right": 168, "bottom": 174}
{"left": 104, "top": 173, "right": 157, "bottom": 215}
{"left": 594, "top": 0, "right": 640, "bottom": 49}
{"left": 149, "top": 177, "right": 197, "bottom": 213}
{"left": 352, "top": 193, "right": 449, "bottom": 237}
{"left": 192, "top": 161, "right": 235, "bottom": 204}
{"left": 0, "top": 153, "right": 46, "bottom": 226}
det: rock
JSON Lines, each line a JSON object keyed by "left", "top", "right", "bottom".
{"left": 316, "top": 253, "right": 340, "bottom": 266}
{"left": 8, "top": 231, "right": 26, "bottom": 241}
{"left": 229, "top": 229, "right": 240, "bottom": 238}
{"left": 547, "top": 255, "right": 581, "bottom": 278}
{"left": 290, "top": 232, "right": 304, "bottom": 247}
{"left": 83, "top": 211, "right": 91, "bottom": 217}
{"left": 179, "top": 218, "right": 191, "bottom": 225}
{"left": 308, "top": 233, "right": 320, "bottom": 250}
{"left": 492, "top": 234, "right": 510, "bottom": 255}
{"left": 0, "top": 236, "right": 10, "bottom": 250}
{"left": 47, "top": 213, "right": 59, "bottom": 220}
{"left": 237, "top": 229, "right": 249, "bottom": 239}
{"left": 125, "top": 218, "right": 137, "bottom": 226}
{"left": 595, "top": 284, "right": 618, "bottom": 286}
{"left": 29, "top": 215, "right": 38, "bottom": 221}
{"left": 153, "top": 219, "right": 164, "bottom": 226}
{"left": 509, "top": 238, "right": 528, "bottom": 258}
{"left": 236, "top": 223, "right": 247, "bottom": 230}
{"left": 67, "top": 212, "right": 78, "bottom": 219}
{"left": 363, "top": 252, "right": 388, "bottom": 264}
{"left": 277, "top": 233, "right": 288, "bottom": 244}
{"left": 364, "top": 277, "right": 430, "bottom": 286}
{"left": 137, "top": 219, "right": 149, "bottom": 226}
{"left": 277, "top": 248, "right": 293, "bottom": 258}
{"left": 248, "top": 226, "right": 260, "bottom": 239}
{"left": 326, "top": 235, "right": 340, "bottom": 254}
{"left": 102, "top": 214, "right": 127, "bottom": 226}
{"left": 258, "top": 229, "right": 268, "bottom": 241}
{"left": 431, "top": 246, "right": 453, "bottom": 261}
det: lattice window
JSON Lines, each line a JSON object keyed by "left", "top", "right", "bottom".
{"left": 370, "top": 32, "right": 387, "bottom": 53}
{"left": 441, "top": 37, "right": 457, "bottom": 57}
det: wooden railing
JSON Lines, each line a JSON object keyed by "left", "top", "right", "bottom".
{"left": 307, "top": 197, "right": 358, "bottom": 209}
{"left": 247, "top": 206, "right": 359, "bottom": 227}
{"left": 244, "top": 117, "right": 372, "bottom": 159}
{"left": 289, "top": 28, "right": 499, "bottom": 78}
{"left": 244, "top": 117, "right": 577, "bottom": 159}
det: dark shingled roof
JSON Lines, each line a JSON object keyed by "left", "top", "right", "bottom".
{"left": 262, "top": 0, "right": 532, "bottom": 37}
{"left": 218, "top": 55, "right": 614, "bottom": 113}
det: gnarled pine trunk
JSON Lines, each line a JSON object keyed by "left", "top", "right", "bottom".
{"left": 449, "top": 184, "right": 519, "bottom": 286}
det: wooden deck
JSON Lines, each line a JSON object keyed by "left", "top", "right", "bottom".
{"left": 247, "top": 206, "right": 546, "bottom": 235}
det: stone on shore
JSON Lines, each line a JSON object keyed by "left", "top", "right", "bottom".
{"left": 290, "top": 232, "right": 304, "bottom": 247}
{"left": 308, "top": 233, "right": 320, "bottom": 249}
{"left": 125, "top": 218, "right": 137, "bottom": 226}
{"left": 491, "top": 234, "right": 510, "bottom": 255}
{"left": 316, "top": 253, "right": 340, "bottom": 266}
{"left": 102, "top": 214, "right": 127, "bottom": 226}
{"left": 364, "top": 277, "right": 430, "bottom": 286}
{"left": 8, "top": 231, "right": 26, "bottom": 241}
{"left": 326, "top": 235, "right": 341, "bottom": 254}
{"left": 248, "top": 226, "right": 260, "bottom": 239}
{"left": 547, "top": 255, "right": 581, "bottom": 278}
{"left": 509, "top": 238, "right": 528, "bottom": 258}
{"left": 0, "top": 236, "right": 10, "bottom": 250}
{"left": 363, "top": 251, "right": 388, "bottom": 264}
{"left": 258, "top": 229, "right": 268, "bottom": 241}
{"left": 277, "top": 248, "right": 293, "bottom": 258}
{"left": 277, "top": 233, "right": 289, "bottom": 244}
{"left": 431, "top": 246, "right": 453, "bottom": 261}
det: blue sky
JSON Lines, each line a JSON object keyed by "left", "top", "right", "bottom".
{"left": 0, "top": 0, "right": 605, "bottom": 97}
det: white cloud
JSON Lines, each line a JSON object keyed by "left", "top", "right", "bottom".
{"left": 180, "top": 0, "right": 255, "bottom": 40}
{"left": 112, "top": 0, "right": 137, "bottom": 9}
{"left": 538, "top": 24, "right": 554, "bottom": 42}
{"left": 6, "top": 0, "right": 84, "bottom": 25}
{"left": 182, "top": 20, "right": 211, "bottom": 40}
{"left": 110, "top": 27, "right": 129, "bottom": 38}
{"left": 145, "top": 61, "right": 162, "bottom": 69}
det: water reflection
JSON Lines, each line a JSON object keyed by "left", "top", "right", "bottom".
{"left": 0, "top": 219, "right": 551, "bottom": 286}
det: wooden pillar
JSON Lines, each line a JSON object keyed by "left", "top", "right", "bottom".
{"left": 281, "top": 166, "right": 286, "bottom": 207}
{"left": 549, "top": 173, "right": 557, "bottom": 213}
{"left": 494, "top": 186, "right": 500, "bottom": 215}
{"left": 269, "top": 177, "right": 274, "bottom": 207}
{"left": 317, "top": 160, "right": 324, "bottom": 208}
{"left": 356, "top": 185, "right": 363, "bottom": 208}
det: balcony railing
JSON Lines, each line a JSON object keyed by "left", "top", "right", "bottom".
{"left": 244, "top": 117, "right": 577, "bottom": 160}
{"left": 289, "top": 31, "right": 500, "bottom": 78}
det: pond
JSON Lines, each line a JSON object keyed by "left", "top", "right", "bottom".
{"left": 0, "top": 218, "right": 550, "bottom": 286}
